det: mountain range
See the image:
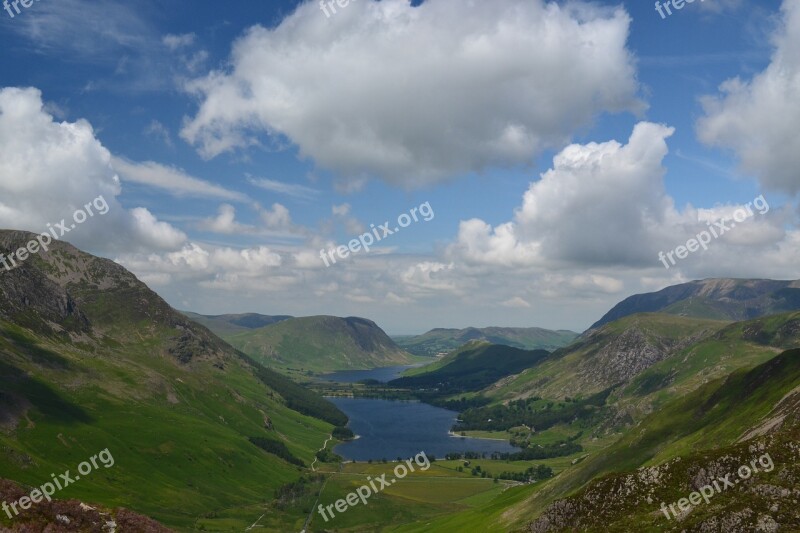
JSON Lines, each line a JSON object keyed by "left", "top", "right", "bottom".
{"left": 2, "top": 229, "right": 799, "bottom": 531}
{"left": 394, "top": 327, "right": 578, "bottom": 355}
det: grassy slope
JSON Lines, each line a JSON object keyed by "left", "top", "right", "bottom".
{"left": 524, "top": 349, "right": 800, "bottom": 532}
{"left": 488, "top": 314, "right": 729, "bottom": 402}
{"left": 0, "top": 233, "right": 343, "bottom": 531}
{"left": 224, "top": 315, "right": 419, "bottom": 374}
{"left": 396, "top": 327, "right": 578, "bottom": 356}
{"left": 390, "top": 342, "right": 550, "bottom": 393}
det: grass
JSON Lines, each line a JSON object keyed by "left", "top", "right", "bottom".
{"left": 0, "top": 320, "right": 336, "bottom": 531}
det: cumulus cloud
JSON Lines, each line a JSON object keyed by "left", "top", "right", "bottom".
{"left": 448, "top": 122, "right": 791, "bottom": 272}
{"left": 697, "top": 0, "right": 800, "bottom": 195}
{"left": 0, "top": 87, "right": 186, "bottom": 251}
{"left": 181, "top": 0, "right": 641, "bottom": 187}
{"left": 196, "top": 204, "right": 254, "bottom": 234}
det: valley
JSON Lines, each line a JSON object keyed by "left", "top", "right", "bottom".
{"left": 1, "top": 231, "right": 798, "bottom": 532}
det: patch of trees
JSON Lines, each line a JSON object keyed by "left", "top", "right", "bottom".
{"left": 453, "top": 387, "right": 614, "bottom": 432}
{"left": 248, "top": 437, "right": 304, "bottom": 466}
{"left": 496, "top": 464, "right": 553, "bottom": 483}
{"left": 237, "top": 351, "right": 348, "bottom": 426}
{"left": 332, "top": 426, "right": 355, "bottom": 440}
{"left": 388, "top": 346, "right": 551, "bottom": 395}
{"left": 315, "top": 447, "right": 342, "bottom": 463}
{"left": 499, "top": 441, "right": 582, "bottom": 460}
{"left": 274, "top": 474, "right": 325, "bottom": 510}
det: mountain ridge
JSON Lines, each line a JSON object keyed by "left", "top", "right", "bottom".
{"left": 590, "top": 278, "right": 800, "bottom": 330}
{"left": 220, "top": 314, "right": 417, "bottom": 373}
{"left": 396, "top": 326, "right": 578, "bottom": 355}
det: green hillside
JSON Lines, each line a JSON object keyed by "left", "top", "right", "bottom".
{"left": 224, "top": 315, "right": 419, "bottom": 374}
{"left": 489, "top": 313, "right": 730, "bottom": 402}
{"left": 526, "top": 349, "right": 800, "bottom": 531}
{"left": 0, "top": 230, "right": 345, "bottom": 531}
{"left": 389, "top": 341, "right": 551, "bottom": 395}
{"left": 396, "top": 327, "right": 578, "bottom": 356}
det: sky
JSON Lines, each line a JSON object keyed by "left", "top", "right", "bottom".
{"left": 1, "top": 0, "right": 799, "bottom": 334}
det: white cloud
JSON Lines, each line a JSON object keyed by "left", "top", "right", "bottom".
{"left": 448, "top": 121, "right": 793, "bottom": 273}
{"left": 163, "top": 33, "right": 197, "bottom": 51}
{"left": 129, "top": 207, "right": 188, "bottom": 249}
{"left": 197, "top": 204, "right": 254, "bottom": 234}
{"left": 181, "top": 0, "right": 641, "bottom": 187}
{"left": 501, "top": 297, "right": 531, "bottom": 308}
{"left": 260, "top": 203, "right": 292, "bottom": 229}
{"left": 332, "top": 204, "right": 351, "bottom": 217}
{"left": 111, "top": 157, "right": 247, "bottom": 201}
{"left": 7, "top": 0, "right": 154, "bottom": 62}
{"left": 697, "top": 0, "right": 800, "bottom": 195}
{"left": 450, "top": 122, "right": 683, "bottom": 268}
{"left": 329, "top": 203, "right": 365, "bottom": 235}
{"left": 0, "top": 87, "right": 186, "bottom": 252}
{"left": 248, "top": 176, "right": 320, "bottom": 199}
{"left": 144, "top": 120, "right": 174, "bottom": 148}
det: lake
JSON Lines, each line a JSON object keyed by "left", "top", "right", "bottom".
{"left": 322, "top": 365, "right": 518, "bottom": 461}
{"left": 317, "top": 363, "right": 425, "bottom": 383}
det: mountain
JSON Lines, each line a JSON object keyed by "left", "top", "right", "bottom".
{"left": 0, "top": 230, "right": 345, "bottom": 531}
{"left": 222, "top": 315, "right": 417, "bottom": 373}
{"left": 183, "top": 311, "right": 293, "bottom": 335}
{"left": 488, "top": 313, "right": 730, "bottom": 402}
{"left": 527, "top": 348, "right": 800, "bottom": 532}
{"left": 395, "top": 326, "right": 578, "bottom": 355}
{"left": 389, "top": 341, "right": 551, "bottom": 395}
{"left": 591, "top": 278, "right": 800, "bottom": 330}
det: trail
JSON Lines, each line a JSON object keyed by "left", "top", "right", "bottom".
{"left": 310, "top": 434, "right": 333, "bottom": 472}
{"left": 301, "top": 434, "right": 341, "bottom": 532}
{"left": 245, "top": 513, "right": 265, "bottom": 531}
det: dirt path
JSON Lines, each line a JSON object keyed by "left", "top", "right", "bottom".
{"left": 310, "top": 434, "right": 333, "bottom": 472}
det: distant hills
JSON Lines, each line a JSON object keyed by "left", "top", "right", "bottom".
{"left": 591, "top": 278, "right": 800, "bottom": 329}
{"left": 0, "top": 230, "right": 345, "bottom": 531}
{"left": 395, "top": 326, "right": 578, "bottom": 355}
{"left": 182, "top": 311, "right": 292, "bottom": 335}
{"left": 199, "top": 314, "right": 418, "bottom": 374}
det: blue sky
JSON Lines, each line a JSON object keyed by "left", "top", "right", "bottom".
{"left": 1, "top": 0, "right": 798, "bottom": 334}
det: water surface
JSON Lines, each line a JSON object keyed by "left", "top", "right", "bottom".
{"left": 318, "top": 363, "right": 426, "bottom": 383}
{"left": 328, "top": 397, "right": 517, "bottom": 461}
